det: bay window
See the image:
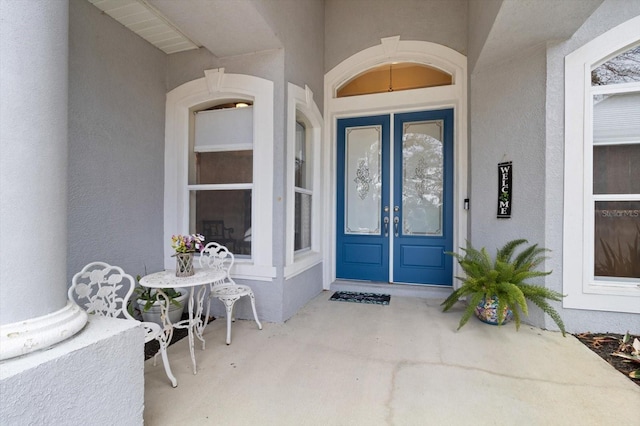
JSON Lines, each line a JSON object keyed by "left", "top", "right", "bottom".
{"left": 563, "top": 17, "right": 640, "bottom": 313}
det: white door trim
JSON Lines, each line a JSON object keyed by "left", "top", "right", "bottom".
{"left": 323, "top": 36, "right": 468, "bottom": 289}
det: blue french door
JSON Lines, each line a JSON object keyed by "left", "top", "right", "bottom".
{"left": 336, "top": 115, "right": 391, "bottom": 281}
{"left": 336, "top": 110, "right": 453, "bottom": 286}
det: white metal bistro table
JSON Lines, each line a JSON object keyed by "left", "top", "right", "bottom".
{"left": 139, "top": 268, "right": 225, "bottom": 381}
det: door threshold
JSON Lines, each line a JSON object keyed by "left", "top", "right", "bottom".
{"left": 330, "top": 279, "right": 452, "bottom": 300}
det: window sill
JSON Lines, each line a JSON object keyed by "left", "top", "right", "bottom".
{"left": 563, "top": 284, "right": 640, "bottom": 314}
{"left": 284, "top": 251, "right": 323, "bottom": 280}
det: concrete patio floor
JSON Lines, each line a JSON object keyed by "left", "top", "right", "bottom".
{"left": 144, "top": 292, "right": 639, "bottom": 425}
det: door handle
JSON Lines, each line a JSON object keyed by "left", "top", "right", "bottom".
{"left": 383, "top": 217, "right": 389, "bottom": 237}
{"left": 393, "top": 216, "right": 399, "bottom": 237}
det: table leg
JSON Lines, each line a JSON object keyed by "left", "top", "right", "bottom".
{"left": 187, "top": 287, "right": 197, "bottom": 375}
{"left": 193, "top": 285, "right": 208, "bottom": 350}
{"left": 154, "top": 289, "right": 178, "bottom": 387}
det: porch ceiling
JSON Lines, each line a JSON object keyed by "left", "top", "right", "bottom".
{"left": 147, "top": 0, "right": 282, "bottom": 57}
{"left": 90, "top": 0, "right": 604, "bottom": 71}
{"left": 87, "top": 0, "right": 282, "bottom": 57}
{"left": 473, "top": 0, "right": 603, "bottom": 72}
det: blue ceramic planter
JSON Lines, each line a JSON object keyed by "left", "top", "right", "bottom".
{"left": 474, "top": 296, "right": 513, "bottom": 325}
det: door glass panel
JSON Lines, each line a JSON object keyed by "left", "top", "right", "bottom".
{"left": 402, "top": 120, "right": 443, "bottom": 236}
{"left": 345, "top": 126, "right": 381, "bottom": 234}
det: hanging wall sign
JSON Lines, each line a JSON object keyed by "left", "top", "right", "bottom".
{"left": 497, "top": 161, "right": 512, "bottom": 219}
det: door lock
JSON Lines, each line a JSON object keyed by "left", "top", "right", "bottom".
{"left": 394, "top": 206, "right": 399, "bottom": 212}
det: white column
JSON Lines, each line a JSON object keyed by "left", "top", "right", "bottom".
{"left": 0, "top": 0, "right": 86, "bottom": 360}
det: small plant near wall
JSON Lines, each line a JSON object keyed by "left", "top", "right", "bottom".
{"left": 441, "top": 239, "right": 567, "bottom": 336}
{"left": 613, "top": 332, "right": 640, "bottom": 379}
{"left": 129, "top": 274, "right": 188, "bottom": 327}
{"left": 134, "top": 279, "right": 184, "bottom": 313}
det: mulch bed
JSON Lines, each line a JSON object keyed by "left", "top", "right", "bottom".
{"left": 574, "top": 332, "right": 639, "bottom": 387}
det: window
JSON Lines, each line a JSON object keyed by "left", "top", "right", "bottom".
{"left": 165, "top": 69, "right": 275, "bottom": 280}
{"left": 191, "top": 105, "right": 253, "bottom": 256}
{"left": 294, "top": 120, "right": 312, "bottom": 252}
{"left": 337, "top": 63, "right": 452, "bottom": 98}
{"left": 285, "top": 83, "right": 323, "bottom": 278}
{"left": 564, "top": 17, "right": 640, "bottom": 313}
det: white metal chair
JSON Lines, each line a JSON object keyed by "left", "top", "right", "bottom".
{"left": 68, "top": 261, "right": 178, "bottom": 387}
{"left": 199, "top": 242, "right": 262, "bottom": 345}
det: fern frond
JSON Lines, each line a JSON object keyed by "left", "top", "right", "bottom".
{"left": 518, "top": 283, "right": 564, "bottom": 302}
{"left": 511, "top": 304, "right": 522, "bottom": 331}
{"left": 496, "top": 239, "right": 527, "bottom": 263}
{"left": 441, "top": 287, "right": 468, "bottom": 311}
{"left": 457, "top": 292, "right": 485, "bottom": 330}
{"left": 524, "top": 293, "right": 566, "bottom": 336}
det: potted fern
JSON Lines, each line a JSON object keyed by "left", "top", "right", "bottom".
{"left": 441, "top": 239, "right": 566, "bottom": 336}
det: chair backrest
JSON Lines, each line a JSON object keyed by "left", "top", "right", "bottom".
{"left": 68, "top": 261, "right": 136, "bottom": 320}
{"left": 199, "top": 242, "right": 235, "bottom": 285}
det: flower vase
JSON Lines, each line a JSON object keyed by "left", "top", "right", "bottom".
{"left": 174, "top": 252, "right": 195, "bottom": 277}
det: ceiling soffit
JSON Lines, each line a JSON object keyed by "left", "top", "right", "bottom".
{"left": 473, "top": 0, "right": 604, "bottom": 73}
{"left": 88, "top": 0, "right": 199, "bottom": 54}
{"left": 147, "top": 0, "right": 282, "bottom": 57}
{"left": 88, "top": 0, "right": 282, "bottom": 57}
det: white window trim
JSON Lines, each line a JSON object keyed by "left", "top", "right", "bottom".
{"left": 563, "top": 16, "right": 640, "bottom": 313}
{"left": 323, "top": 36, "right": 468, "bottom": 290}
{"left": 284, "top": 83, "right": 323, "bottom": 279}
{"left": 165, "top": 68, "right": 275, "bottom": 280}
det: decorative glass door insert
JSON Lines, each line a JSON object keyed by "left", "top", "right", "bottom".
{"left": 345, "top": 126, "right": 382, "bottom": 235}
{"left": 402, "top": 121, "right": 444, "bottom": 236}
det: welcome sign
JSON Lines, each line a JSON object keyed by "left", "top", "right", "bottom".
{"left": 497, "top": 161, "right": 512, "bottom": 219}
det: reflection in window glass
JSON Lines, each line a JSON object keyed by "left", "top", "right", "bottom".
{"left": 194, "top": 151, "right": 252, "bottom": 185}
{"left": 344, "top": 126, "right": 382, "bottom": 234}
{"left": 594, "top": 201, "right": 640, "bottom": 280}
{"left": 294, "top": 121, "right": 312, "bottom": 252}
{"left": 192, "top": 189, "right": 252, "bottom": 256}
{"left": 295, "top": 193, "right": 312, "bottom": 251}
{"left": 402, "top": 121, "right": 444, "bottom": 236}
{"left": 295, "top": 122, "right": 311, "bottom": 189}
{"left": 593, "top": 144, "right": 640, "bottom": 195}
{"left": 591, "top": 44, "right": 640, "bottom": 86}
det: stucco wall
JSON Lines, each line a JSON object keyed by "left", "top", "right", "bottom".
{"left": 283, "top": 265, "right": 324, "bottom": 321}
{"left": 545, "top": 0, "right": 640, "bottom": 333}
{"left": 0, "top": 316, "right": 144, "bottom": 425}
{"left": 253, "top": 0, "right": 325, "bottom": 111}
{"left": 469, "top": 44, "right": 547, "bottom": 249}
{"left": 324, "top": 0, "right": 467, "bottom": 72}
{"left": 467, "top": 0, "right": 502, "bottom": 72}
{"left": 469, "top": 44, "right": 548, "bottom": 328}
{"left": 68, "top": 0, "right": 167, "bottom": 280}
{"left": 249, "top": 1, "right": 325, "bottom": 286}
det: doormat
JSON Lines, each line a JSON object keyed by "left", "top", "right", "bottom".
{"left": 329, "top": 291, "right": 390, "bottom": 305}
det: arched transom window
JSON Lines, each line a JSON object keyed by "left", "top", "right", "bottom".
{"left": 336, "top": 63, "right": 452, "bottom": 98}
